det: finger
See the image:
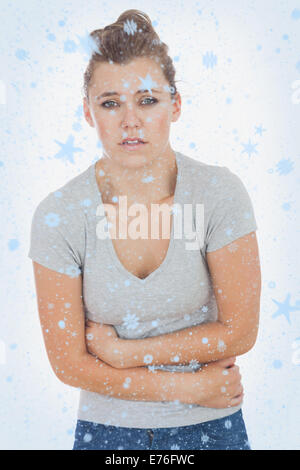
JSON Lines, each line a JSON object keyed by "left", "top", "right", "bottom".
{"left": 230, "top": 392, "right": 244, "bottom": 405}
{"left": 226, "top": 356, "right": 236, "bottom": 368}
{"left": 87, "top": 319, "right": 100, "bottom": 326}
{"left": 234, "top": 385, "right": 243, "bottom": 396}
{"left": 216, "top": 356, "right": 236, "bottom": 368}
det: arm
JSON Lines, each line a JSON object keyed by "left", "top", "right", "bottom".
{"left": 87, "top": 232, "right": 261, "bottom": 369}
{"left": 32, "top": 261, "right": 203, "bottom": 404}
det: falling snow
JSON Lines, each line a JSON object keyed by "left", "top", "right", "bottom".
{"left": 58, "top": 320, "right": 65, "bottom": 329}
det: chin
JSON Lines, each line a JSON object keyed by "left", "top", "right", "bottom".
{"left": 122, "top": 156, "right": 150, "bottom": 168}
{"left": 115, "top": 149, "right": 152, "bottom": 165}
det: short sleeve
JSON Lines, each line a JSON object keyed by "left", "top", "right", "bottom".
{"left": 205, "top": 168, "right": 258, "bottom": 253}
{"left": 28, "top": 193, "right": 82, "bottom": 277}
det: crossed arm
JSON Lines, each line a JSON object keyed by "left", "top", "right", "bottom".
{"left": 86, "top": 232, "right": 261, "bottom": 369}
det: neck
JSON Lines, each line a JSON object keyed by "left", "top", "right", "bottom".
{"left": 96, "top": 149, "right": 178, "bottom": 206}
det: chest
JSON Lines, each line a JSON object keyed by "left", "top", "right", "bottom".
{"left": 83, "top": 190, "right": 216, "bottom": 332}
{"left": 104, "top": 197, "right": 174, "bottom": 280}
{"left": 83, "top": 213, "right": 216, "bottom": 334}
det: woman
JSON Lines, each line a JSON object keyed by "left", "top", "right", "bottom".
{"left": 28, "top": 9, "right": 261, "bottom": 450}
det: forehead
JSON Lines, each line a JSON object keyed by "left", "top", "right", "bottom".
{"left": 89, "top": 57, "right": 167, "bottom": 94}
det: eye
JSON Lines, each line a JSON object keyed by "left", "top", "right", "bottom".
{"left": 141, "top": 97, "right": 158, "bottom": 105}
{"left": 101, "top": 97, "right": 158, "bottom": 109}
{"left": 101, "top": 100, "right": 118, "bottom": 108}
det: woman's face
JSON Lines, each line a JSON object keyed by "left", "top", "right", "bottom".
{"left": 83, "top": 57, "right": 181, "bottom": 169}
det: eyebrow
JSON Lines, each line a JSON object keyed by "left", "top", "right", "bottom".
{"left": 95, "top": 89, "right": 162, "bottom": 100}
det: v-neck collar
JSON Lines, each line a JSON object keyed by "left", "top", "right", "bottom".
{"left": 90, "top": 150, "right": 183, "bottom": 284}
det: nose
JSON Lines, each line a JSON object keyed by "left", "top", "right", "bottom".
{"left": 121, "top": 103, "right": 142, "bottom": 128}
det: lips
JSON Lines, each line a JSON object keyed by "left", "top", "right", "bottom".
{"left": 120, "top": 138, "right": 146, "bottom": 144}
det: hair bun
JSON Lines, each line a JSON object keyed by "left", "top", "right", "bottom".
{"left": 116, "top": 9, "right": 154, "bottom": 33}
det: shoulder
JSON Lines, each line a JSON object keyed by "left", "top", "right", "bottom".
{"left": 178, "top": 152, "right": 242, "bottom": 197}
{"left": 29, "top": 167, "right": 93, "bottom": 270}
{"left": 32, "top": 164, "right": 95, "bottom": 219}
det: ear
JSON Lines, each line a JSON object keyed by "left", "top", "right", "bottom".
{"left": 171, "top": 92, "right": 181, "bottom": 123}
{"left": 83, "top": 97, "right": 95, "bottom": 128}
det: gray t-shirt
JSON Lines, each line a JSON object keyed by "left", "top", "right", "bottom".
{"left": 28, "top": 150, "right": 258, "bottom": 428}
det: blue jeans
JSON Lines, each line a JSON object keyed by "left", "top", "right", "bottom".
{"left": 72, "top": 409, "right": 251, "bottom": 450}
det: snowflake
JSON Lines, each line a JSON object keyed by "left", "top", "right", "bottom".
{"left": 53, "top": 134, "right": 83, "bottom": 164}
{"left": 225, "top": 227, "right": 234, "bottom": 237}
{"left": 241, "top": 139, "right": 258, "bottom": 158}
{"left": 137, "top": 73, "right": 158, "bottom": 95}
{"left": 171, "top": 355, "right": 180, "bottom": 363}
{"left": 217, "top": 340, "right": 227, "bottom": 352}
{"left": 201, "top": 433, "right": 210, "bottom": 443}
{"left": 81, "top": 198, "right": 92, "bottom": 207}
{"left": 224, "top": 419, "right": 232, "bottom": 430}
{"left": 122, "top": 313, "right": 140, "bottom": 330}
{"left": 202, "top": 51, "right": 217, "bottom": 69}
{"left": 77, "top": 32, "right": 102, "bottom": 57}
{"left": 83, "top": 433, "right": 93, "bottom": 443}
{"left": 272, "top": 293, "right": 300, "bottom": 324}
{"left": 255, "top": 124, "right": 266, "bottom": 136}
{"left": 142, "top": 175, "right": 154, "bottom": 183}
{"left": 123, "top": 19, "right": 137, "bottom": 36}
{"left": 189, "top": 359, "right": 201, "bottom": 370}
{"left": 58, "top": 320, "right": 65, "bottom": 330}
{"left": 275, "top": 158, "right": 294, "bottom": 175}
{"left": 170, "top": 444, "right": 180, "bottom": 450}
{"left": 44, "top": 212, "right": 60, "bottom": 228}
{"left": 123, "top": 377, "right": 131, "bottom": 389}
{"left": 65, "top": 265, "right": 81, "bottom": 278}
{"left": 143, "top": 354, "right": 153, "bottom": 364}
{"left": 291, "top": 8, "right": 300, "bottom": 20}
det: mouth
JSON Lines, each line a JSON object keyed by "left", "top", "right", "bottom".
{"left": 119, "top": 139, "right": 148, "bottom": 151}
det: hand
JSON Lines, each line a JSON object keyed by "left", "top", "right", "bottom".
{"left": 85, "top": 319, "right": 121, "bottom": 367}
{"left": 185, "top": 356, "right": 244, "bottom": 409}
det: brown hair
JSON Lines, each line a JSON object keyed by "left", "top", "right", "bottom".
{"left": 83, "top": 9, "right": 179, "bottom": 103}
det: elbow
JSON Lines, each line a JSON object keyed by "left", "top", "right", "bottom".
{"left": 240, "top": 338, "right": 256, "bottom": 355}
{"left": 50, "top": 363, "right": 73, "bottom": 386}
{"left": 246, "top": 323, "right": 260, "bottom": 352}
{"left": 224, "top": 316, "right": 259, "bottom": 356}
{"left": 233, "top": 330, "right": 258, "bottom": 356}
{"left": 50, "top": 353, "right": 88, "bottom": 386}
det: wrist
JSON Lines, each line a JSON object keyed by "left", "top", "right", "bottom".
{"left": 151, "top": 369, "right": 197, "bottom": 404}
{"left": 117, "top": 338, "right": 142, "bottom": 368}
{"left": 175, "top": 369, "right": 207, "bottom": 405}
